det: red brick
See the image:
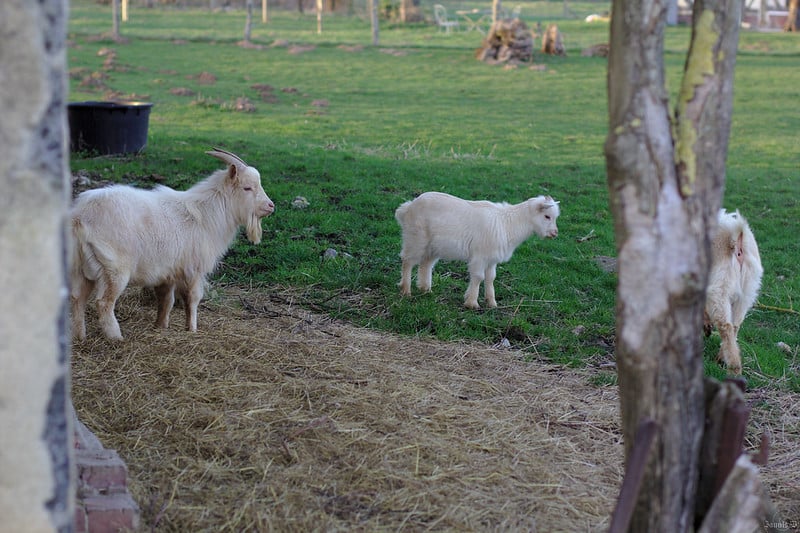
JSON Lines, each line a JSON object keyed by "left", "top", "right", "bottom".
{"left": 84, "top": 493, "right": 140, "bottom": 533}
{"left": 76, "top": 449, "right": 129, "bottom": 495}
{"left": 74, "top": 503, "right": 88, "bottom": 533}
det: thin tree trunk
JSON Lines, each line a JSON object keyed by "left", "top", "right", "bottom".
{"left": 785, "top": 0, "right": 798, "bottom": 31}
{"left": 604, "top": 0, "right": 744, "bottom": 530}
{"left": 492, "top": 0, "right": 502, "bottom": 23}
{"left": 244, "top": 0, "right": 253, "bottom": 43}
{"left": 370, "top": 0, "right": 379, "bottom": 45}
{"left": 112, "top": 0, "right": 121, "bottom": 40}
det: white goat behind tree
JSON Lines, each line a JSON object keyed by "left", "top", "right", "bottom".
{"left": 395, "top": 192, "right": 560, "bottom": 309}
{"left": 70, "top": 148, "right": 275, "bottom": 340}
{"left": 704, "top": 208, "right": 763, "bottom": 374}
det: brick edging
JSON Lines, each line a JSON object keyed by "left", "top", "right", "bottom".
{"left": 73, "top": 414, "right": 140, "bottom": 533}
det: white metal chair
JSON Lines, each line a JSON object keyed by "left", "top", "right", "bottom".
{"left": 434, "top": 4, "right": 459, "bottom": 34}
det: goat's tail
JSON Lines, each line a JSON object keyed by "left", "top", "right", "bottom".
{"left": 70, "top": 217, "right": 104, "bottom": 284}
{"left": 717, "top": 210, "right": 752, "bottom": 264}
{"left": 394, "top": 201, "right": 412, "bottom": 225}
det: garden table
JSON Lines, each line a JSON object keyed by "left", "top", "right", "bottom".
{"left": 456, "top": 9, "right": 492, "bottom": 34}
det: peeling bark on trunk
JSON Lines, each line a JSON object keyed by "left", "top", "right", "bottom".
{"left": 605, "top": 0, "right": 744, "bottom": 530}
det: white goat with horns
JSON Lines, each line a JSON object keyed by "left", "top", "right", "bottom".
{"left": 395, "top": 192, "right": 560, "bottom": 309}
{"left": 70, "top": 148, "right": 275, "bottom": 340}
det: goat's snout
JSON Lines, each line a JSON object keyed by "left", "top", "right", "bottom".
{"left": 548, "top": 228, "right": 558, "bottom": 238}
{"left": 261, "top": 198, "right": 275, "bottom": 217}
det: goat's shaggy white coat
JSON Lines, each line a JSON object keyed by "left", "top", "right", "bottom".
{"left": 395, "top": 192, "right": 560, "bottom": 309}
{"left": 70, "top": 149, "right": 275, "bottom": 340}
{"left": 704, "top": 209, "right": 763, "bottom": 374}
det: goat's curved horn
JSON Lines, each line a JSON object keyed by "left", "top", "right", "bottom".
{"left": 206, "top": 147, "right": 249, "bottom": 169}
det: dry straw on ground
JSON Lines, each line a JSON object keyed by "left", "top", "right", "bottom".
{"left": 71, "top": 286, "right": 799, "bottom": 531}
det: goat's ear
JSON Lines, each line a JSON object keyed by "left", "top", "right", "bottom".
{"left": 538, "top": 199, "right": 558, "bottom": 211}
{"left": 207, "top": 147, "right": 248, "bottom": 179}
{"left": 225, "top": 164, "right": 239, "bottom": 183}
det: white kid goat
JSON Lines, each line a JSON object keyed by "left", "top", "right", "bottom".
{"left": 70, "top": 148, "right": 275, "bottom": 340}
{"left": 395, "top": 192, "right": 560, "bottom": 309}
{"left": 704, "top": 209, "right": 763, "bottom": 374}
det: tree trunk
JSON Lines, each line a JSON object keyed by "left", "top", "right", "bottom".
{"left": 398, "top": 0, "right": 421, "bottom": 23}
{"left": 244, "top": 0, "right": 253, "bottom": 43}
{"left": 604, "top": 0, "right": 744, "bottom": 530}
{"left": 492, "top": 0, "right": 502, "bottom": 24}
{"left": 112, "top": 0, "right": 121, "bottom": 40}
{"left": 370, "top": 0, "right": 379, "bottom": 45}
{"left": 785, "top": 0, "right": 798, "bottom": 31}
{"left": 0, "top": 1, "right": 74, "bottom": 530}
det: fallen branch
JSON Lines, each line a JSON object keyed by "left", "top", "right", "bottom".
{"left": 756, "top": 303, "right": 799, "bottom": 315}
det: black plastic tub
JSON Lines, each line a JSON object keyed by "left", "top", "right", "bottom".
{"left": 68, "top": 101, "right": 153, "bottom": 155}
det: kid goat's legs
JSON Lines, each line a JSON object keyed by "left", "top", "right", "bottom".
{"left": 464, "top": 261, "right": 497, "bottom": 309}
{"left": 417, "top": 258, "right": 437, "bottom": 292}
{"left": 483, "top": 264, "right": 498, "bottom": 308}
{"left": 399, "top": 259, "right": 415, "bottom": 295}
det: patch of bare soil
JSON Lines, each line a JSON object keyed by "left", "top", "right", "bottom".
{"left": 70, "top": 286, "right": 799, "bottom": 531}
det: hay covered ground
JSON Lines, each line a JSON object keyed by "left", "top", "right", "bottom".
{"left": 71, "top": 286, "right": 800, "bottom": 531}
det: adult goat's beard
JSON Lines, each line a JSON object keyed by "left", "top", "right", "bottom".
{"left": 246, "top": 214, "right": 263, "bottom": 244}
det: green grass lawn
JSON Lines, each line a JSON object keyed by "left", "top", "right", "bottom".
{"left": 67, "top": 0, "right": 800, "bottom": 390}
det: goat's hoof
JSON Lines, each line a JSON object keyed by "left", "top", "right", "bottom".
{"left": 464, "top": 302, "right": 480, "bottom": 310}
{"left": 717, "top": 354, "right": 742, "bottom": 375}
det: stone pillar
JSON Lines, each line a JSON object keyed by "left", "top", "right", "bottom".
{"left": 0, "top": 1, "right": 74, "bottom": 532}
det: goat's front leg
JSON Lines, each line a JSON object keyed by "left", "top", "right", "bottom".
{"left": 417, "top": 258, "right": 437, "bottom": 293}
{"left": 464, "top": 262, "right": 485, "bottom": 309}
{"left": 154, "top": 283, "right": 176, "bottom": 329}
{"left": 182, "top": 278, "right": 205, "bottom": 332}
{"left": 483, "top": 264, "right": 498, "bottom": 308}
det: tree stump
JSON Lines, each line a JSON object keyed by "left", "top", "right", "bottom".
{"left": 541, "top": 23, "right": 565, "bottom": 55}
{"left": 475, "top": 18, "right": 534, "bottom": 64}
